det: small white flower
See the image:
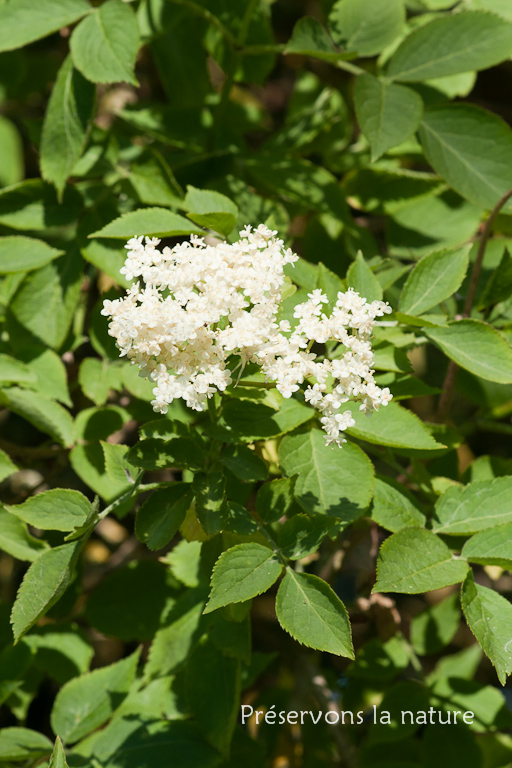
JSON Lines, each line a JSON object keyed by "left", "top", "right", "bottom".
{"left": 102, "top": 225, "right": 392, "bottom": 447}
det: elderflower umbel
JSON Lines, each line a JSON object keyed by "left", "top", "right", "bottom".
{"left": 101, "top": 225, "right": 392, "bottom": 447}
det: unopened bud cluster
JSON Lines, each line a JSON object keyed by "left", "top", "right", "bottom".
{"left": 102, "top": 225, "right": 392, "bottom": 446}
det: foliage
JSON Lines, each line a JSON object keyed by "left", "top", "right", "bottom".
{"left": 0, "top": 0, "right": 512, "bottom": 766}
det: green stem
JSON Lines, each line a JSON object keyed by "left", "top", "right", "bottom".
{"left": 336, "top": 59, "right": 366, "bottom": 76}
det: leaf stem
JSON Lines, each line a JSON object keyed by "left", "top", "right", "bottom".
{"left": 437, "top": 187, "right": 512, "bottom": 421}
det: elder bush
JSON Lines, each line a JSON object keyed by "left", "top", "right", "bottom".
{"left": 0, "top": 1, "right": 512, "bottom": 766}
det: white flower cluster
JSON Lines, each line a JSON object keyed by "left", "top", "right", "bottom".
{"left": 101, "top": 225, "right": 392, "bottom": 447}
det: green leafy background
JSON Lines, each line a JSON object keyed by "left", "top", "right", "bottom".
{"left": 0, "top": 0, "right": 512, "bottom": 766}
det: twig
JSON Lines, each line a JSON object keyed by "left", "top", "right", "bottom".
{"left": 437, "top": 187, "right": 512, "bottom": 421}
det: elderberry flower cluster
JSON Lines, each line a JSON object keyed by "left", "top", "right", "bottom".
{"left": 101, "top": 225, "right": 392, "bottom": 447}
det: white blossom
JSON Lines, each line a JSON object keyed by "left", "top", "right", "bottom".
{"left": 102, "top": 225, "right": 393, "bottom": 447}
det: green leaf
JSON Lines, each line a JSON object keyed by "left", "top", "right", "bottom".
{"left": 419, "top": 105, "right": 512, "bottom": 212}
{"left": 371, "top": 477, "right": 426, "bottom": 533}
{"left": 145, "top": 590, "right": 205, "bottom": 678}
{"left": 0, "top": 0, "right": 90, "bottom": 52}
{"left": 70, "top": 0, "right": 140, "bottom": 86}
{"left": 255, "top": 477, "right": 296, "bottom": 523}
{"left": 85, "top": 561, "right": 175, "bottom": 642}
{"left": 0, "top": 727, "right": 52, "bottom": 762}
{"left": 204, "top": 543, "right": 282, "bottom": 614}
{"left": 40, "top": 56, "right": 95, "bottom": 199}
{"left": 186, "top": 638, "right": 240, "bottom": 756}
{"left": 24, "top": 624, "right": 94, "bottom": 684}
{"left": 1, "top": 388, "right": 74, "bottom": 447}
{"left": 410, "top": 593, "right": 460, "bottom": 655}
{"left": 219, "top": 397, "right": 314, "bottom": 442}
{"left": 192, "top": 471, "right": 229, "bottom": 535}
{"left": 426, "top": 320, "right": 512, "bottom": 384}
{"left": 329, "top": 0, "right": 405, "bottom": 57}
{"left": 90, "top": 207, "right": 201, "bottom": 238}
{"left": 135, "top": 484, "right": 192, "bottom": 551}
{"left": 184, "top": 185, "right": 238, "bottom": 237}
{"left": 10, "top": 249, "right": 83, "bottom": 349}
{"left": 220, "top": 444, "right": 268, "bottom": 482}
{"left": 279, "top": 514, "right": 336, "bottom": 560}
{"left": 349, "top": 636, "right": 410, "bottom": 681}
{"left": 279, "top": 427, "right": 374, "bottom": 523}
{"left": 127, "top": 437, "right": 205, "bottom": 471}
{"left": 0, "top": 507, "right": 48, "bottom": 562}
{"left": 0, "top": 447, "right": 18, "bottom": 482}
{"left": 345, "top": 401, "right": 445, "bottom": 452}
{"left": 461, "top": 570, "right": 512, "bottom": 685}
{"left": 346, "top": 250, "right": 383, "bottom": 301}
{"left": 0, "top": 179, "right": 82, "bottom": 231}
{"left": 0, "top": 236, "right": 63, "bottom": 274}
{"left": 467, "top": 0, "right": 512, "bottom": 20}
{"left": 285, "top": 17, "right": 354, "bottom": 63}
{"left": 400, "top": 245, "right": 470, "bottom": 316}
{"left": 433, "top": 477, "right": 512, "bottom": 535}
{"left": 373, "top": 529, "right": 469, "bottom": 594}
{"left": 0, "top": 354, "right": 36, "bottom": 386}
{"left": 48, "top": 737, "right": 68, "bottom": 768}
{"left": 78, "top": 358, "right": 113, "bottom": 406}
{"left": 462, "top": 523, "right": 512, "bottom": 567}
{"left": 94, "top": 720, "right": 220, "bottom": 768}
{"left": 50, "top": 650, "right": 139, "bottom": 744}
{"left": 276, "top": 570, "right": 354, "bottom": 657}
{"left": 10, "top": 541, "right": 82, "bottom": 642}
{"left": 20, "top": 348, "right": 72, "bottom": 406}
{"left": 388, "top": 11, "right": 512, "bottom": 82}
{"left": 478, "top": 247, "right": 512, "bottom": 309}
{"left": 0, "top": 115, "right": 23, "bottom": 187}
{"left": 7, "top": 489, "right": 90, "bottom": 532}
{"left": 354, "top": 74, "right": 423, "bottom": 162}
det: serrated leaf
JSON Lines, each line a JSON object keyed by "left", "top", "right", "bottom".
{"left": 40, "top": 56, "right": 95, "bottom": 198}
{"left": 2, "top": 387, "right": 74, "bottom": 447}
{"left": 419, "top": 105, "right": 512, "bottom": 212}
{"left": 7, "top": 489, "right": 90, "bottom": 532}
{"left": 145, "top": 590, "right": 205, "bottom": 678}
{"left": 255, "top": 476, "right": 296, "bottom": 523}
{"left": 48, "top": 736, "right": 68, "bottom": 768}
{"left": 50, "top": 650, "right": 140, "bottom": 744}
{"left": 411, "top": 593, "right": 460, "bottom": 655}
{"left": 78, "top": 358, "right": 113, "bottom": 406}
{"left": 433, "top": 477, "right": 512, "bottom": 535}
{"left": 10, "top": 249, "right": 83, "bottom": 349}
{"left": 276, "top": 570, "right": 354, "bottom": 657}
{"left": 0, "top": 728, "right": 53, "bottom": 762}
{"left": 20, "top": 348, "right": 72, "bottom": 406}
{"left": 0, "top": 354, "right": 36, "bottom": 386}
{"left": 127, "top": 437, "right": 205, "bottom": 471}
{"left": 426, "top": 319, "right": 512, "bottom": 384}
{"left": 90, "top": 207, "right": 201, "bottom": 238}
{"left": 478, "top": 247, "right": 512, "bottom": 309}
{"left": 374, "top": 529, "right": 468, "bottom": 594}
{"left": 135, "top": 484, "right": 192, "bottom": 551}
{"left": 11, "top": 541, "right": 82, "bottom": 642}
{"left": 0, "top": 115, "right": 23, "bottom": 187}
{"left": 70, "top": 0, "right": 140, "bottom": 86}
{"left": 354, "top": 74, "right": 423, "bottom": 162}
{"left": 345, "top": 401, "right": 445, "bottom": 452}
{"left": 285, "top": 17, "right": 354, "bottom": 62}
{"left": 219, "top": 397, "right": 314, "bottom": 442}
{"left": 347, "top": 250, "right": 383, "bottom": 301}
{"left": 0, "top": 507, "right": 48, "bottom": 562}
{"left": 186, "top": 638, "right": 240, "bottom": 756}
{"left": 0, "top": 179, "right": 82, "bottom": 231}
{"left": 279, "top": 514, "right": 336, "bottom": 560}
{"left": 192, "top": 471, "right": 229, "bottom": 536}
{"left": 461, "top": 571, "right": 512, "bottom": 685}
{"left": 0, "top": 0, "right": 90, "bottom": 52}
{"left": 388, "top": 11, "right": 512, "bottom": 82}
{"left": 204, "top": 543, "right": 282, "bottom": 614}
{"left": 184, "top": 186, "right": 237, "bottom": 237}
{"left": 371, "top": 477, "right": 426, "bottom": 533}
{"left": 0, "top": 236, "right": 63, "bottom": 273}
{"left": 329, "top": 0, "right": 405, "bottom": 57}
{"left": 400, "top": 244, "right": 470, "bottom": 316}
{"left": 462, "top": 523, "right": 512, "bottom": 567}
{"left": 279, "top": 427, "right": 374, "bottom": 523}
{"left": 0, "top": 447, "right": 17, "bottom": 482}
{"left": 220, "top": 444, "right": 268, "bottom": 482}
